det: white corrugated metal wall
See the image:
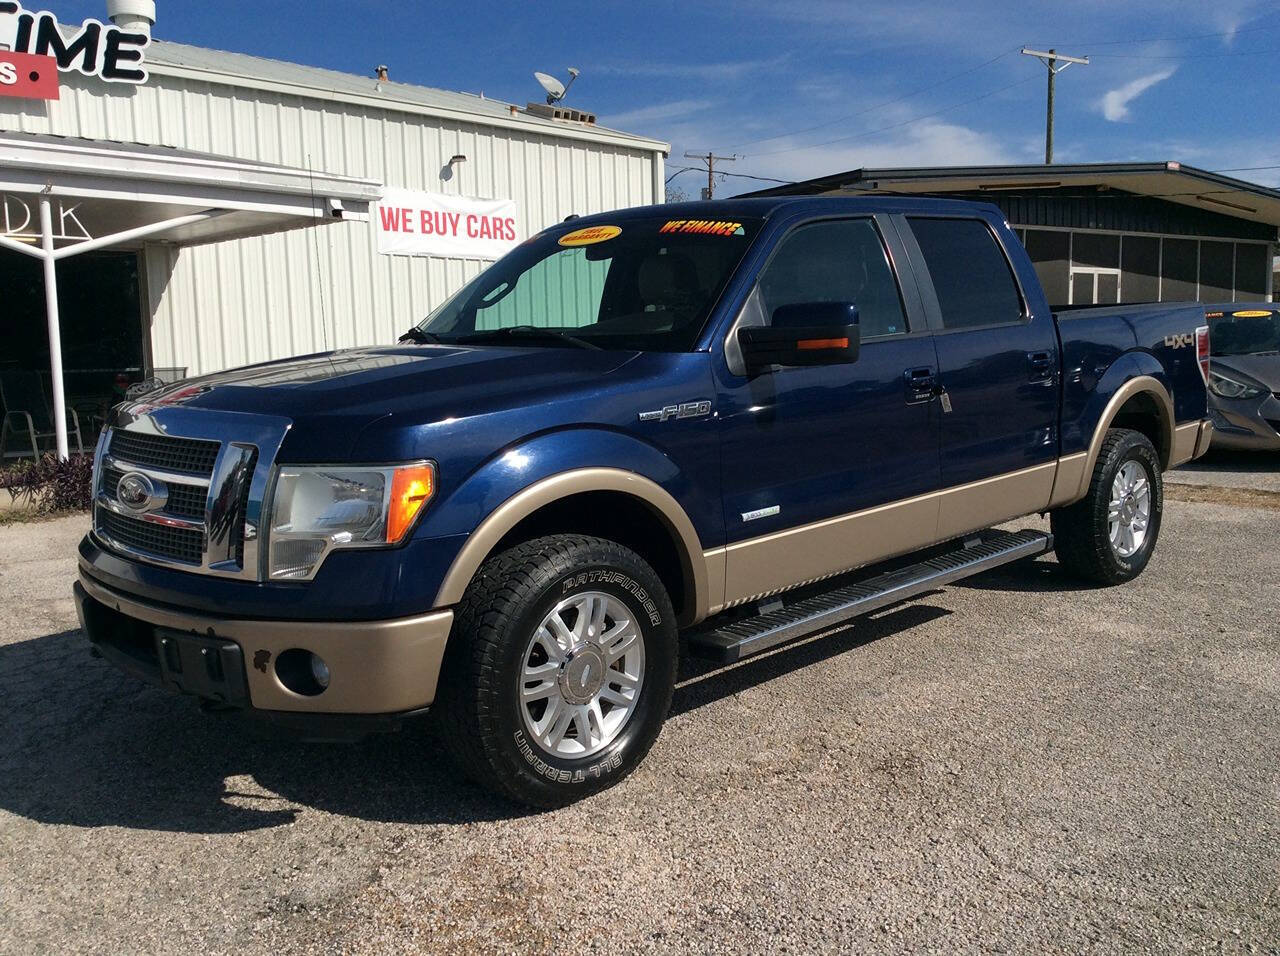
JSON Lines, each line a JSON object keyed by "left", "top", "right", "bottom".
{"left": 0, "top": 70, "right": 663, "bottom": 376}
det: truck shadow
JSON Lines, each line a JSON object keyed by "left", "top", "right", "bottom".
{"left": 0, "top": 595, "right": 974, "bottom": 834}
{"left": 952, "top": 557, "right": 1098, "bottom": 594}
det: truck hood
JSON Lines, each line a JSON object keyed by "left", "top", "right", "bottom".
{"left": 141, "top": 344, "right": 641, "bottom": 456}
{"left": 149, "top": 345, "right": 636, "bottom": 415}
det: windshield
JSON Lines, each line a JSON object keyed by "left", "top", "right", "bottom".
{"left": 413, "top": 216, "right": 762, "bottom": 351}
{"left": 1207, "top": 308, "right": 1280, "bottom": 356}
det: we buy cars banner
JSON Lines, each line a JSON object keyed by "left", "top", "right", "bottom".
{"left": 376, "top": 188, "right": 520, "bottom": 261}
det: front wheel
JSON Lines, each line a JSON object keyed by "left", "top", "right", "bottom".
{"left": 435, "top": 535, "right": 678, "bottom": 808}
{"left": 1051, "top": 428, "right": 1164, "bottom": 585}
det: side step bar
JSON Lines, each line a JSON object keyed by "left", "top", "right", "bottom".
{"left": 686, "top": 529, "right": 1053, "bottom": 664}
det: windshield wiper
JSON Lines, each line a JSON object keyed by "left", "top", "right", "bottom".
{"left": 399, "top": 327, "right": 442, "bottom": 344}
{"left": 455, "top": 326, "right": 602, "bottom": 351}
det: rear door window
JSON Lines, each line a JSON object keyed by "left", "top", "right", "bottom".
{"left": 908, "top": 217, "right": 1024, "bottom": 330}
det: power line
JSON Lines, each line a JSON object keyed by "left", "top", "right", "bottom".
{"left": 714, "top": 49, "right": 1016, "bottom": 151}
{"left": 1213, "top": 165, "right": 1280, "bottom": 173}
{"left": 666, "top": 165, "right": 795, "bottom": 185}
{"left": 1027, "top": 21, "right": 1280, "bottom": 47}
{"left": 1089, "top": 48, "right": 1280, "bottom": 59}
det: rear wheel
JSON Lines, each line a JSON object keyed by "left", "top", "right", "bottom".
{"left": 1051, "top": 428, "right": 1163, "bottom": 585}
{"left": 436, "top": 534, "right": 677, "bottom": 808}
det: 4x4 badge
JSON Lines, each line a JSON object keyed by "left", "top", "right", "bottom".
{"left": 638, "top": 400, "right": 712, "bottom": 423}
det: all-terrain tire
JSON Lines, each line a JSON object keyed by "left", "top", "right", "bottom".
{"left": 1051, "top": 428, "right": 1163, "bottom": 585}
{"left": 435, "top": 534, "right": 678, "bottom": 808}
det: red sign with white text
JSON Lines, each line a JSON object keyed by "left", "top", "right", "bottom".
{"left": 0, "top": 51, "right": 59, "bottom": 100}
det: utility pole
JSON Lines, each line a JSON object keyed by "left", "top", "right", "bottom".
{"left": 684, "top": 151, "right": 738, "bottom": 199}
{"left": 1020, "top": 48, "right": 1088, "bottom": 164}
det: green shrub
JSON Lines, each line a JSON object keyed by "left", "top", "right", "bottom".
{"left": 0, "top": 453, "right": 95, "bottom": 515}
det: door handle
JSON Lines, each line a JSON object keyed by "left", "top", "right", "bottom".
{"left": 1027, "top": 351, "right": 1055, "bottom": 383}
{"left": 904, "top": 366, "right": 937, "bottom": 404}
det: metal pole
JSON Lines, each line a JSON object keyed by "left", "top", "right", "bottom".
{"left": 39, "top": 195, "right": 69, "bottom": 460}
{"left": 1045, "top": 49, "right": 1055, "bottom": 164}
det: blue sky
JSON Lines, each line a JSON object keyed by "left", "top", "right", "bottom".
{"left": 43, "top": 0, "right": 1280, "bottom": 196}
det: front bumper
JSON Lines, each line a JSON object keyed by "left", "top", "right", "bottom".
{"left": 1207, "top": 395, "right": 1280, "bottom": 452}
{"left": 75, "top": 572, "right": 454, "bottom": 717}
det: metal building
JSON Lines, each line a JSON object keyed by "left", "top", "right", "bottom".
{"left": 747, "top": 163, "right": 1280, "bottom": 306}
{"left": 0, "top": 5, "right": 666, "bottom": 452}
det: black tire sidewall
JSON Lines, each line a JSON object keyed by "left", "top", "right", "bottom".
{"left": 482, "top": 542, "right": 677, "bottom": 804}
{"left": 1095, "top": 434, "right": 1163, "bottom": 580}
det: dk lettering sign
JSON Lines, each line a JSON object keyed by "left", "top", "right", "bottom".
{"left": 376, "top": 188, "right": 520, "bottom": 261}
{"left": 0, "top": 2, "right": 149, "bottom": 86}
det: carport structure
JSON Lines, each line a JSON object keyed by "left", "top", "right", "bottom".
{"left": 0, "top": 131, "right": 381, "bottom": 458}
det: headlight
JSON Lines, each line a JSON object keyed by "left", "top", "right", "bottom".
{"left": 267, "top": 462, "right": 435, "bottom": 580}
{"left": 1208, "top": 371, "right": 1265, "bottom": 400}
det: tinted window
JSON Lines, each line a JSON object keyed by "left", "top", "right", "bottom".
{"left": 909, "top": 218, "right": 1024, "bottom": 329}
{"left": 418, "top": 217, "right": 762, "bottom": 352}
{"left": 757, "top": 219, "right": 908, "bottom": 337}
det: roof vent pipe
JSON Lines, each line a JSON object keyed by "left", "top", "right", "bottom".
{"left": 105, "top": 0, "right": 156, "bottom": 38}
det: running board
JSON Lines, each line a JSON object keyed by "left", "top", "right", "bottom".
{"left": 687, "top": 529, "right": 1053, "bottom": 664}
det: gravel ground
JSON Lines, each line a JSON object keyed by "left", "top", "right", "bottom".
{"left": 1, "top": 478, "right": 1278, "bottom": 954}
{"left": 1169, "top": 449, "right": 1280, "bottom": 493}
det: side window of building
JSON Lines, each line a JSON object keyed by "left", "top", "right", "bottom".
{"left": 908, "top": 217, "right": 1025, "bottom": 330}
{"left": 756, "top": 219, "right": 908, "bottom": 338}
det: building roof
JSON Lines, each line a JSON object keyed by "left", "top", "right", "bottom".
{"left": 743, "top": 162, "right": 1280, "bottom": 230}
{"left": 0, "top": 129, "right": 381, "bottom": 246}
{"left": 147, "top": 40, "right": 668, "bottom": 155}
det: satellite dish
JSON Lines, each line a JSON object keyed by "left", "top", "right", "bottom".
{"left": 534, "top": 67, "right": 581, "bottom": 105}
{"left": 534, "top": 71, "right": 566, "bottom": 103}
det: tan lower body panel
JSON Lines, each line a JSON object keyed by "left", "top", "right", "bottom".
{"left": 78, "top": 572, "right": 453, "bottom": 714}
{"left": 1193, "top": 420, "right": 1214, "bottom": 459}
{"left": 714, "top": 463, "right": 1063, "bottom": 609}
{"left": 1169, "top": 421, "right": 1204, "bottom": 468}
{"left": 1047, "top": 452, "right": 1089, "bottom": 508}
{"left": 935, "top": 462, "right": 1057, "bottom": 541}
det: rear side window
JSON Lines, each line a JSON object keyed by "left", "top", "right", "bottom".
{"left": 908, "top": 218, "right": 1024, "bottom": 330}
{"left": 757, "top": 219, "right": 908, "bottom": 338}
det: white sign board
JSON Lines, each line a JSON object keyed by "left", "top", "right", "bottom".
{"left": 376, "top": 188, "right": 520, "bottom": 261}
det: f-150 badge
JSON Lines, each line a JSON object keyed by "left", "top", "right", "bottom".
{"left": 639, "top": 401, "right": 712, "bottom": 423}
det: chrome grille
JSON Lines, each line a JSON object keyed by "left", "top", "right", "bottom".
{"left": 92, "top": 410, "right": 290, "bottom": 582}
{"left": 108, "top": 430, "right": 220, "bottom": 476}
{"left": 102, "top": 464, "right": 208, "bottom": 519}
{"left": 98, "top": 509, "right": 205, "bottom": 565}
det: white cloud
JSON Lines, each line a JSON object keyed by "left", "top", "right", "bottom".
{"left": 591, "top": 55, "right": 789, "bottom": 83}
{"left": 602, "top": 99, "right": 716, "bottom": 130}
{"left": 751, "top": 119, "right": 1018, "bottom": 184}
{"left": 1099, "top": 69, "right": 1176, "bottom": 122}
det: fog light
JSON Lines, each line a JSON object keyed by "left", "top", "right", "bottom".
{"left": 310, "top": 654, "right": 331, "bottom": 690}
{"left": 275, "top": 648, "right": 330, "bottom": 696}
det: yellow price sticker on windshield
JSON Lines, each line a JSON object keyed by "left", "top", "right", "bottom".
{"left": 1231, "top": 309, "right": 1274, "bottom": 318}
{"left": 558, "top": 225, "right": 622, "bottom": 246}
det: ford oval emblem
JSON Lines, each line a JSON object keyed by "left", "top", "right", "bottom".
{"left": 116, "top": 471, "right": 167, "bottom": 514}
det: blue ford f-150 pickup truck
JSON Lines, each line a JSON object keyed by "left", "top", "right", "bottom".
{"left": 76, "top": 197, "right": 1214, "bottom": 806}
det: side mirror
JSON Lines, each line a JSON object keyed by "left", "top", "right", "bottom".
{"left": 737, "top": 302, "right": 861, "bottom": 373}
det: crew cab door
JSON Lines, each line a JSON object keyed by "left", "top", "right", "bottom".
{"left": 714, "top": 215, "right": 942, "bottom": 606}
{"left": 898, "top": 214, "right": 1061, "bottom": 540}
